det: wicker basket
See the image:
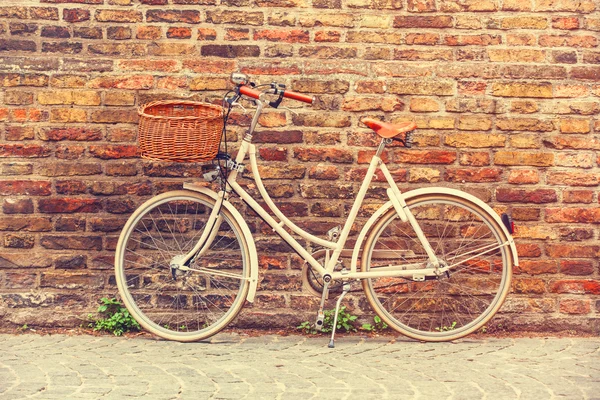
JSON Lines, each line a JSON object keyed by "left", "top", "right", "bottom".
{"left": 138, "top": 100, "right": 224, "bottom": 163}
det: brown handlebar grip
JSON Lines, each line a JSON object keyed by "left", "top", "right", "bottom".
{"left": 283, "top": 90, "right": 314, "bottom": 104}
{"left": 239, "top": 85, "right": 261, "bottom": 99}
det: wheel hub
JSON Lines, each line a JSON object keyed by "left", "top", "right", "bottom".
{"left": 170, "top": 254, "right": 188, "bottom": 279}
{"left": 427, "top": 259, "right": 449, "bottom": 279}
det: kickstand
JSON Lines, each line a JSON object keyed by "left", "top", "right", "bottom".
{"left": 328, "top": 281, "right": 350, "bottom": 349}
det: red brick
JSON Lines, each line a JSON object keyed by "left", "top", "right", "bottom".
{"left": 294, "top": 147, "right": 353, "bottom": 163}
{"left": 254, "top": 29, "right": 309, "bottom": 43}
{"left": 147, "top": 10, "right": 201, "bottom": 24}
{"left": 560, "top": 260, "right": 595, "bottom": 276}
{"left": 0, "top": 180, "right": 52, "bottom": 196}
{"left": 516, "top": 260, "right": 558, "bottom": 275}
{"left": 496, "top": 188, "right": 557, "bottom": 203}
{"left": 259, "top": 147, "right": 288, "bottom": 161}
{"left": 38, "top": 198, "right": 102, "bottom": 213}
{"left": 63, "top": 8, "right": 90, "bottom": 22}
{"left": 395, "top": 150, "right": 457, "bottom": 164}
{"left": 547, "top": 245, "right": 600, "bottom": 259}
{"left": 559, "top": 299, "right": 591, "bottom": 314}
{"left": 444, "top": 168, "right": 503, "bottom": 183}
{"left": 393, "top": 16, "right": 453, "bottom": 28}
{"left": 167, "top": 27, "right": 192, "bottom": 39}
{"left": 550, "top": 280, "right": 600, "bottom": 295}
{"left": 545, "top": 208, "right": 600, "bottom": 223}
{"left": 0, "top": 144, "right": 51, "bottom": 158}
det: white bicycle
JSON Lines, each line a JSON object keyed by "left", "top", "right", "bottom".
{"left": 115, "top": 73, "right": 518, "bottom": 347}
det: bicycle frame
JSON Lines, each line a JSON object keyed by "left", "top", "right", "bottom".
{"left": 182, "top": 97, "right": 447, "bottom": 285}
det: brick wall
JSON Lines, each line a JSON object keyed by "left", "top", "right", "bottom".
{"left": 0, "top": 0, "right": 598, "bottom": 333}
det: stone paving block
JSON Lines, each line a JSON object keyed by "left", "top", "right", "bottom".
{"left": 0, "top": 334, "right": 599, "bottom": 399}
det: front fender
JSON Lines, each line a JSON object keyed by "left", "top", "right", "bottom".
{"left": 183, "top": 183, "right": 259, "bottom": 302}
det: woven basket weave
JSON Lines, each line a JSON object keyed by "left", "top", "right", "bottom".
{"left": 138, "top": 100, "right": 223, "bottom": 163}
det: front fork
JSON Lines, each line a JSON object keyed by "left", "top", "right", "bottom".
{"left": 170, "top": 191, "right": 227, "bottom": 275}
{"left": 380, "top": 162, "right": 441, "bottom": 269}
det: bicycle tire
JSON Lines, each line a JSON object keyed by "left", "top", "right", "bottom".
{"left": 115, "top": 190, "right": 250, "bottom": 342}
{"left": 361, "top": 193, "right": 512, "bottom": 341}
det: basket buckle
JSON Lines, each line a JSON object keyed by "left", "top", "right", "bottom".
{"left": 226, "top": 159, "right": 245, "bottom": 173}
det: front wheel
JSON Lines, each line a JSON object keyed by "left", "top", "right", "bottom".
{"left": 361, "top": 193, "right": 513, "bottom": 341}
{"left": 114, "top": 190, "right": 250, "bottom": 342}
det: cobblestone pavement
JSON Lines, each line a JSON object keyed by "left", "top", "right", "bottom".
{"left": 0, "top": 333, "right": 598, "bottom": 399}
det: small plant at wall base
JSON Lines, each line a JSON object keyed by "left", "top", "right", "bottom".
{"left": 89, "top": 297, "right": 141, "bottom": 336}
{"left": 297, "top": 306, "right": 358, "bottom": 334}
{"left": 361, "top": 315, "right": 389, "bottom": 333}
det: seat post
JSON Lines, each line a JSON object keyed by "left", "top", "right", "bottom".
{"left": 375, "top": 138, "right": 390, "bottom": 157}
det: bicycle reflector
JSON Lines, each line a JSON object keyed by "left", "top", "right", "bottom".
{"left": 501, "top": 213, "right": 515, "bottom": 234}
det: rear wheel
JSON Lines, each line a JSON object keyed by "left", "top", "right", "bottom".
{"left": 114, "top": 190, "right": 250, "bottom": 342}
{"left": 361, "top": 193, "right": 512, "bottom": 341}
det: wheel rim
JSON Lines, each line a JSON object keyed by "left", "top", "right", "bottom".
{"left": 363, "top": 195, "right": 511, "bottom": 340}
{"left": 116, "top": 193, "right": 248, "bottom": 340}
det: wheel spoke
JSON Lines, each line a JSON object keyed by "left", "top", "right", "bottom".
{"left": 362, "top": 194, "right": 511, "bottom": 341}
{"left": 115, "top": 192, "right": 249, "bottom": 342}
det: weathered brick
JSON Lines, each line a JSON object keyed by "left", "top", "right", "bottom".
{"left": 88, "top": 43, "right": 146, "bottom": 56}
{"left": 549, "top": 279, "right": 600, "bottom": 294}
{"left": 492, "top": 82, "right": 552, "bottom": 98}
{"left": 445, "top": 133, "right": 505, "bottom": 148}
{"left": 40, "top": 272, "right": 103, "bottom": 288}
{"left": 0, "top": 181, "right": 52, "bottom": 196}
{"left": 495, "top": 151, "right": 554, "bottom": 166}
{"left": 396, "top": 150, "right": 456, "bottom": 164}
{"left": 547, "top": 171, "right": 600, "bottom": 187}
{"left": 496, "top": 118, "right": 554, "bottom": 132}
{"left": 546, "top": 208, "right": 600, "bottom": 224}
{"left": 63, "top": 8, "right": 90, "bottom": 22}
{"left": 294, "top": 147, "right": 353, "bottom": 163}
{"left": 0, "top": 39, "right": 36, "bottom": 52}
{"left": 562, "top": 190, "right": 594, "bottom": 204}
{"left": 298, "top": 13, "right": 354, "bottom": 28}
{"left": 488, "top": 49, "right": 545, "bottom": 63}
{"left": 560, "top": 260, "right": 595, "bottom": 276}
{"left": 571, "top": 67, "right": 600, "bottom": 81}
{"left": 299, "top": 46, "right": 357, "bottom": 59}
{"left": 89, "top": 145, "right": 138, "bottom": 160}
{"left": 508, "top": 169, "right": 539, "bottom": 184}
{"left": 516, "top": 260, "right": 558, "bottom": 275}
{"left": 201, "top": 44, "right": 260, "bottom": 58}
{"left": 445, "top": 168, "right": 503, "bottom": 183}
{"left": 292, "top": 113, "right": 350, "bottom": 128}
{"left": 2, "top": 198, "right": 34, "bottom": 214}
{"left": 496, "top": 188, "right": 557, "bottom": 203}
{"left": 206, "top": 10, "right": 262, "bottom": 25}
{"left": 38, "top": 198, "right": 101, "bottom": 213}
{"left": 495, "top": 16, "right": 548, "bottom": 30}
{"left": 0, "top": 217, "right": 52, "bottom": 232}
{"left": 394, "top": 15, "right": 453, "bottom": 28}
{"left": 388, "top": 80, "right": 454, "bottom": 96}
{"left": 95, "top": 9, "right": 143, "bottom": 23}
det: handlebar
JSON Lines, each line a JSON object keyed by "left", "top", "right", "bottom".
{"left": 237, "top": 84, "right": 314, "bottom": 105}
{"left": 283, "top": 90, "right": 314, "bottom": 104}
{"left": 238, "top": 85, "right": 262, "bottom": 100}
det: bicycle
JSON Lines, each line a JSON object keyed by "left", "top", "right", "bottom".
{"left": 114, "top": 73, "right": 518, "bottom": 347}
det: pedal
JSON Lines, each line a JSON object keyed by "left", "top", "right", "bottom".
{"left": 315, "top": 310, "right": 325, "bottom": 332}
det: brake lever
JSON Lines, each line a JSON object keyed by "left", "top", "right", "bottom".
{"left": 231, "top": 101, "right": 248, "bottom": 113}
